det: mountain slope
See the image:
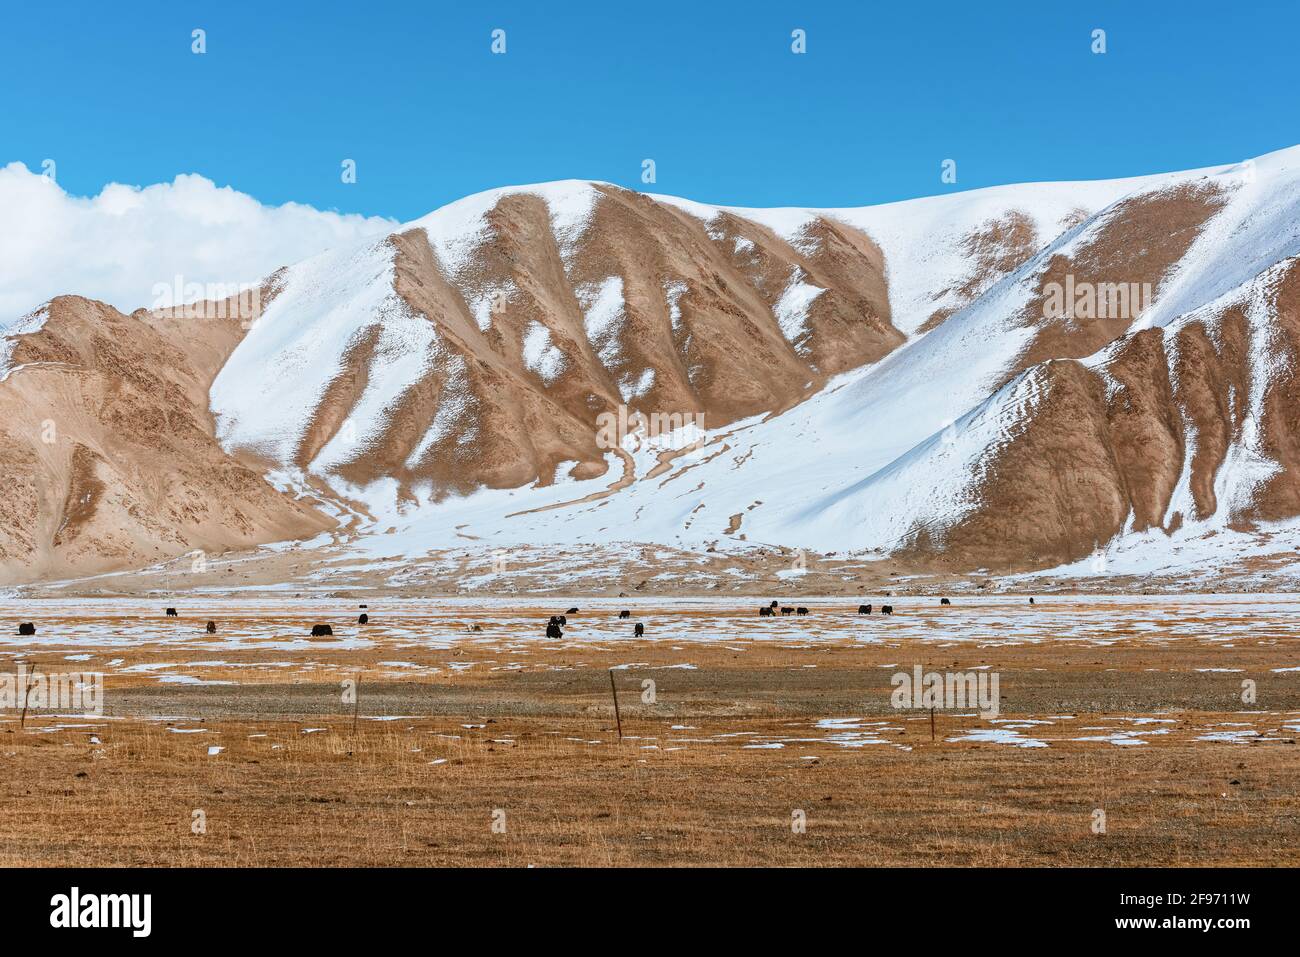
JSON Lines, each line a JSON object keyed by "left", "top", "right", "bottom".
{"left": 0, "top": 294, "right": 333, "bottom": 582}
{"left": 208, "top": 181, "right": 901, "bottom": 505}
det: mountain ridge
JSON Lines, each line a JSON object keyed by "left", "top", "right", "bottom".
{"left": 3, "top": 146, "right": 1300, "bottom": 583}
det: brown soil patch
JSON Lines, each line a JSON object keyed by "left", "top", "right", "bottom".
{"left": 1015, "top": 184, "right": 1227, "bottom": 373}
{"left": 921, "top": 210, "right": 1041, "bottom": 334}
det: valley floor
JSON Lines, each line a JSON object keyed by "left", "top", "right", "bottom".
{"left": 15, "top": 527, "right": 1300, "bottom": 600}
{"left": 1, "top": 595, "right": 1297, "bottom": 866}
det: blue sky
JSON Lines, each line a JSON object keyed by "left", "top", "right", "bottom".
{"left": 1, "top": 0, "right": 1296, "bottom": 220}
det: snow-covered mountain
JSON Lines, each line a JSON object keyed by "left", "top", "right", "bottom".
{"left": 4, "top": 145, "right": 1300, "bottom": 582}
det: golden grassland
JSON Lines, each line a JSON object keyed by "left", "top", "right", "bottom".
{"left": 2, "top": 712, "right": 1297, "bottom": 867}
{"left": 1, "top": 599, "right": 1298, "bottom": 866}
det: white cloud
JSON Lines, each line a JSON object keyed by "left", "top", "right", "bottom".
{"left": 0, "top": 162, "right": 395, "bottom": 323}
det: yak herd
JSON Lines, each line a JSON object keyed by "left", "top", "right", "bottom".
{"left": 10, "top": 595, "right": 1038, "bottom": 640}
{"left": 763, "top": 600, "right": 895, "bottom": 617}
{"left": 94, "top": 606, "right": 655, "bottom": 641}
{"left": 546, "top": 610, "right": 645, "bottom": 638}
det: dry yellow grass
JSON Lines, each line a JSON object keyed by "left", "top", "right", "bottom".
{"left": 4, "top": 709, "right": 1298, "bottom": 867}
{"left": 2, "top": 596, "right": 1298, "bottom": 866}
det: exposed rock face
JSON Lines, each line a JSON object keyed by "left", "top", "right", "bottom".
{"left": 929, "top": 258, "right": 1300, "bottom": 569}
{"left": 0, "top": 294, "right": 332, "bottom": 581}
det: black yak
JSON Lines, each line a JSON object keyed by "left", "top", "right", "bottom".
{"left": 857, "top": 604, "right": 872, "bottom": 615}
{"left": 566, "top": 607, "right": 579, "bottom": 614}
{"left": 634, "top": 623, "right": 645, "bottom": 637}
{"left": 17, "top": 622, "right": 35, "bottom": 636}
{"left": 940, "top": 598, "right": 951, "bottom": 605}
{"left": 205, "top": 621, "right": 216, "bottom": 634}
{"left": 618, "top": 610, "right": 630, "bottom": 619}
{"left": 781, "top": 606, "right": 794, "bottom": 616}
{"left": 310, "top": 624, "right": 333, "bottom": 637}
{"left": 165, "top": 608, "right": 178, "bottom": 617}
{"left": 881, "top": 605, "right": 894, "bottom": 615}
{"left": 796, "top": 607, "right": 809, "bottom": 615}
{"left": 759, "top": 606, "right": 774, "bottom": 616}
{"left": 358, "top": 613, "right": 369, "bottom": 625}
{"left": 546, "top": 620, "right": 563, "bottom": 639}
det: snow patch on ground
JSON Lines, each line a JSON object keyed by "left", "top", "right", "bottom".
{"left": 772, "top": 267, "right": 825, "bottom": 349}
{"left": 0, "top": 303, "right": 50, "bottom": 382}
{"left": 522, "top": 321, "right": 566, "bottom": 383}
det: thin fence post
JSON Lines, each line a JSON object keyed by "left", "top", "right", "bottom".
{"left": 608, "top": 669, "right": 623, "bottom": 741}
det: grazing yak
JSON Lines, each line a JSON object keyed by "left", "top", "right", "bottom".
{"left": 165, "top": 608, "right": 178, "bottom": 617}
{"left": 881, "top": 605, "right": 894, "bottom": 615}
{"left": 566, "top": 607, "right": 579, "bottom": 614}
{"left": 634, "top": 623, "right": 645, "bottom": 637}
{"left": 310, "top": 624, "right": 333, "bottom": 637}
{"left": 796, "top": 607, "right": 809, "bottom": 616}
{"left": 857, "top": 604, "right": 872, "bottom": 615}
{"left": 358, "top": 613, "right": 369, "bottom": 625}
{"left": 546, "top": 617, "right": 563, "bottom": 639}
{"left": 618, "top": 610, "right": 631, "bottom": 619}
{"left": 759, "top": 606, "right": 774, "bottom": 616}
{"left": 780, "top": 606, "right": 795, "bottom": 616}
{"left": 205, "top": 621, "right": 217, "bottom": 634}
{"left": 18, "top": 622, "right": 35, "bottom": 636}
{"left": 940, "top": 598, "right": 951, "bottom": 605}
{"left": 559, "top": 615, "right": 568, "bottom": 626}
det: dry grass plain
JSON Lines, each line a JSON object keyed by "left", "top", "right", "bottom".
{"left": 2, "top": 595, "right": 1298, "bottom": 866}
